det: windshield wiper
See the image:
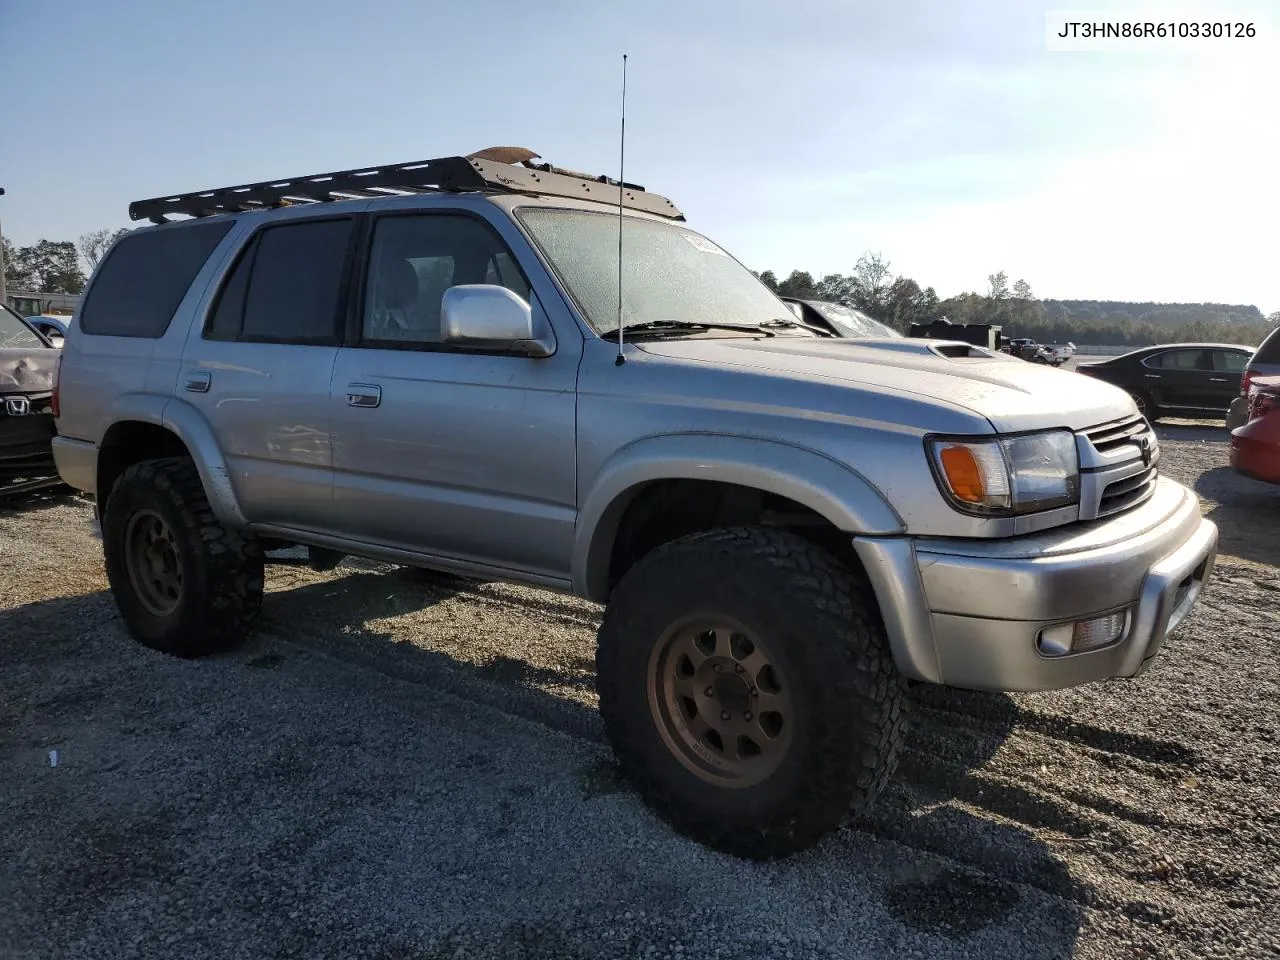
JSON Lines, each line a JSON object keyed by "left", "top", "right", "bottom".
{"left": 621, "top": 319, "right": 778, "bottom": 338}
{"left": 760, "top": 317, "right": 834, "bottom": 337}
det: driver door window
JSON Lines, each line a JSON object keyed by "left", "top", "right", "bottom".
{"left": 1211, "top": 350, "right": 1249, "bottom": 373}
{"left": 362, "top": 214, "right": 531, "bottom": 346}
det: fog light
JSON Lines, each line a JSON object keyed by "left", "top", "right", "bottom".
{"left": 1037, "top": 610, "right": 1130, "bottom": 657}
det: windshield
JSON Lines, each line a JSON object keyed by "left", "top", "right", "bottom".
{"left": 517, "top": 208, "right": 798, "bottom": 336}
{"left": 807, "top": 301, "right": 901, "bottom": 339}
{"left": 0, "top": 305, "right": 45, "bottom": 350}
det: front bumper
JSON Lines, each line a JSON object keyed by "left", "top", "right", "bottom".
{"left": 854, "top": 477, "right": 1217, "bottom": 691}
{"left": 0, "top": 400, "right": 58, "bottom": 488}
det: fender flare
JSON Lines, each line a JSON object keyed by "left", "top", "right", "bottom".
{"left": 572, "top": 432, "right": 903, "bottom": 601}
{"left": 161, "top": 398, "right": 247, "bottom": 527}
{"left": 99, "top": 394, "right": 246, "bottom": 528}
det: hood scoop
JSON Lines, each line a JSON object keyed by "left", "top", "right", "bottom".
{"left": 928, "top": 342, "right": 991, "bottom": 359}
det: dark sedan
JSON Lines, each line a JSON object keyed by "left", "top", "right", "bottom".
{"left": 1074, "top": 342, "right": 1253, "bottom": 422}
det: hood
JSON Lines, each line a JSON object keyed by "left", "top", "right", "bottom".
{"left": 635, "top": 337, "right": 1136, "bottom": 433}
{"left": 0, "top": 347, "right": 58, "bottom": 395}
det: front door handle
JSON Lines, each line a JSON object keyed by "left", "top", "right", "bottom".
{"left": 346, "top": 383, "right": 381, "bottom": 408}
{"left": 1144, "top": 374, "right": 1162, "bottom": 379}
{"left": 1208, "top": 377, "right": 1229, "bottom": 382}
{"left": 184, "top": 371, "right": 211, "bottom": 393}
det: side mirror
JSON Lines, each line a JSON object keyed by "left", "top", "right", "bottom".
{"left": 440, "top": 285, "right": 552, "bottom": 357}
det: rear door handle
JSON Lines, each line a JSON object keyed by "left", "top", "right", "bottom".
{"left": 346, "top": 383, "right": 381, "bottom": 408}
{"left": 1144, "top": 374, "right": 1161, "bottom": 379}
{"left": 184, "top": 372, "right": 211, "bottom": 393}
{"left": 1208, "top": 377, "right": 1229, "bottom": 382}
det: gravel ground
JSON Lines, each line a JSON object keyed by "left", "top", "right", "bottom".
{"left": 1, "top": 423, "right": 1277, "bottom": 960}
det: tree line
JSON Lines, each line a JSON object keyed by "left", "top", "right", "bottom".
{"left": 2, "top": 228, "right": 129, "bottom": 295}
{"left": 6, "top": 232, "right": 1277, "bottom": 347}
{"left": 756, "top": 254, "right": 1278, "bottom": 347}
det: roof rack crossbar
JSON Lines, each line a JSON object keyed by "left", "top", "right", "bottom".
{"left": 129, "top": 152, "right": 685, "bottom": 223}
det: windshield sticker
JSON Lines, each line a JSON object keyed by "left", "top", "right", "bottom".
{"left": 681, "top": 233, "right": 728, "bottom": 256}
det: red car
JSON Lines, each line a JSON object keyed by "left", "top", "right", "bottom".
{"left": 1230, "top": 375, "right": 1280, "bottom": 484}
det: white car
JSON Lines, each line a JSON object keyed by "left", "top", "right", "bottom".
{"left": 1046, "top": 342, "right": 1075, "bottom": 366}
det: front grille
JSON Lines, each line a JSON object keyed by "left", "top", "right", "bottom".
{"left": 1099, "top": 465, "right": 1158, "bottom": 516}
{"left": 1076, "top": 414, "right": 1160, "bottom": 520}
{"left": 1083, "top": 415, "right": 1148, "bottom": 454}
{"left": 0, "top": 393, "right": 54, "bottom": 418}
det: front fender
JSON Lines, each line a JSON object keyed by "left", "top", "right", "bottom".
{"left": 573, "top": 432, "right": 903, "bottom": 601}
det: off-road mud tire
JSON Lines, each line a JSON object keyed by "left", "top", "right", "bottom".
{"left": 596, "top": 526, "right": 907, "bottom": 859}
{"left": 103, "top": 457, "right": 263, "bottom": 657}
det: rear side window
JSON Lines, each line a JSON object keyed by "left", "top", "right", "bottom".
{"left": 79, "top": 222, "right": 233, "bottom": 338}
{"left": 1254, "top": 326, "right": 1280, "bottom": 365}
{"left": 1146, "top": 349, "right": 1202, "bottom": 370}
{"left": 206, "top": 218, "right": 353, "bottom": 344}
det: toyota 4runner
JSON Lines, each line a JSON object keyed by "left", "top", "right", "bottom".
{"left": 51, "top": 149, "right": 1218, "bottom": 859}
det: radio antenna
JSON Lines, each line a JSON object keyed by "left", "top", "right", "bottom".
{"left": 615, "top": 53, "right": 628, "bottom": 366}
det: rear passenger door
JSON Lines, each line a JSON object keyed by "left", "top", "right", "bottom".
{"left": 1141, "top": 348, "right": 1206, "bottom": 413}
{"left": 327, "top": 209, "right": 580, "bottom": 580}
{"left": 179, "top": 213, "right": 361, "bottom": 529}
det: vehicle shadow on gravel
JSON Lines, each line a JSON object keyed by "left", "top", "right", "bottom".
{"left": 1189, "top": 466, "right": 1280, "bottom": 568}
{"left": 0, "top": 581, "right": 1087, "bottom": 960}
{"left": 0, "top": 484, "right": 81, "bottom": 514}
{"left": 256, "top": 568, "right": 1090, "bottom": 954}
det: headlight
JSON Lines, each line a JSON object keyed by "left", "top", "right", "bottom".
{"left": 927, "top": 430, "right": 1079, "bottom": 516}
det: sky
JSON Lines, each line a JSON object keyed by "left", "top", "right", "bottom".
{"left": 2, "top": 0, "right": 1277, "bottom": 311}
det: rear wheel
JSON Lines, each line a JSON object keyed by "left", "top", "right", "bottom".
{"left": 103, "top": 457, "right": 264, "bottom": 657}
{"left": 596, "top": 527, "right": 906, "bottom": 859}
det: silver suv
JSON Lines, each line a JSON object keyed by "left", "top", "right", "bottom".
{"left": 52, "top": 150, "right": 1218, "bottom": 859}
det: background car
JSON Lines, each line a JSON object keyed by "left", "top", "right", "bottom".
{"left": 25, "top": 315, "right": 68, "bottom": 347}
{"left": 1003, "top": 337, "right": 1053, "bottom": 364}
{"left": 1227, "top": 325, "right": 1280, "bottom": 429}
{"left": 779, "top": 297, "right": 902, "bottom": 339}
{"left": 1046, "top": 342, "right": 1075, "bottom": 366}
{"left": 1073, "top": 342, "right": 1253, "bottom": 421}
{"left": 0, "top": 304, "right": 62, "bottom": 496}
{"left": 1230, "top": 375, "right": 1280, "bottom": 484}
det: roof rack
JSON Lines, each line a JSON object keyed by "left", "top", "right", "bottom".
{"left": 127, "top": 148, "right": 685, "bottom": 224}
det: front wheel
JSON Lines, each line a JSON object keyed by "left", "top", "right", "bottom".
{"left": 1131, "top": 391, "right": 1161, "bottom": 423}
{"left": 596, "top": 527, "right": 907, "bottom": 859}
{"left": 103, "top": 457, "right": 264, "bottom": 658}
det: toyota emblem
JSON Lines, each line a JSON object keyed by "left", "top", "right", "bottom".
{"left": 1137, "top": 435, "right": 1152, "bottom": 468}
{"left": 4, "top": 397, "right": 30, "bottom": 417}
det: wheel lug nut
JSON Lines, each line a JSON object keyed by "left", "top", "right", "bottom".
{"left": 721, "top": 711, "right": 731, "bottom": 721}
{"left": 744, "top": 712, "right": 753, "bottom": 721}
{"left": 713, "top": 664, "right": 722, "bottom": 673}
{"left": 735, "top": 664, "right": 744, "bottom": 673}
{"left": 751, "top": 689, "right": 759, "bottom": 697}
{"left": 704, "top": 686, "right": 714, "bottom": 697}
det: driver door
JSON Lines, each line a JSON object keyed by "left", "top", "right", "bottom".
{"left": 327, "top": 210, "right": 581, "bottom": 580}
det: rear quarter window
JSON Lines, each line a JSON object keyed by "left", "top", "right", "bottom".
{"left": 78, "top": 221, "right": 234, "bottom": 338}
